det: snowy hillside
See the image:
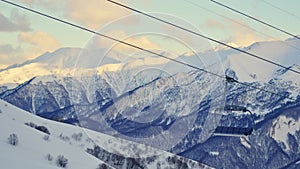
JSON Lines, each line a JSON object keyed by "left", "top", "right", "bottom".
{"left": 0, "top": 99, "right": 111, "bottom": 169}
{"left": 0, "top": 99, "right": 210, "bottom": 169}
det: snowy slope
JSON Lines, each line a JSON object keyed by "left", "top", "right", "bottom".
{"left": 0, "top": 99, "right": 211, "bottom": 169}
{"left": 0, "top": 100, "right": 112, "bottom": 169}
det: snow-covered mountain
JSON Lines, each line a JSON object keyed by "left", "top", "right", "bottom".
{"left": 225, "top": 38, "right": 300, "bottom": 84}
{"left": 1, "top": 37, "right": 300, "bottom": 87}
{"left": 1, "top": 67, "right": 299, "bottom": 168}
{"left": 0, "top": 99, "right": 210, "bottom": 169}
{"left": 1, "top": 37, "right": 300, "bottom": 168}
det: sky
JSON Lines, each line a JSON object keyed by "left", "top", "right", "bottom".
{"left": 1, "top": 0, "right": 300, "bottom": 69}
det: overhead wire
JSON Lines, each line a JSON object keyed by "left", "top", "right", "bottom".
{"left": 0, "top": 0, "right": 297, "bottom": 102}
{"left": 106, "top": 0, "right": 300, "bottom": 76}
{"left": 0, "top": 1, "right": 222, "bottom": 78}
{"left": 183, "top": 0, "right": 300, "bottom": 53}
{"left": 261, "top": 0, "right": 300, "bottom": 22}
{"left": 210, "top": 0, "right": 300, "bottom": 40}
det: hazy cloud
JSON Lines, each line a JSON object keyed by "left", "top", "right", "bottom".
{"left": 64, "top": 0, "right": 131, "bottom": 30}
{"left": 0, "top": 11, "right": 31, "bottom": 32}
{"left": 205, "top": 19, "right": 225, "bottom": 30}
{"left": 18, "top": 31, "right": 61, "bottom": 59}
{"left": 90, "top": 30, "right": 160, "bottom": 59}
{"left": 17, "top": 0, "right": 131, "bottom": 30}
{"left": 0, "top": 44, "right": 21, "bottom": 55}
{"left": 113, "top": 34, "right": 160, "bottom": 53}
{"left": 18, "top": 31, "right": 60, "bottom": 48}
{"left": 0, "top": 31, "right": 61, "bottom": 67}
{"left": 227, "top": 20, "right": 265, "bottom": 47}
{"left": 0, "top": 44, "right": 23, "bottom": 67}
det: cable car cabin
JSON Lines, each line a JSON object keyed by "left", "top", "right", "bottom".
{"left": 213, "top": 105, "right": 255, "bottom": 137}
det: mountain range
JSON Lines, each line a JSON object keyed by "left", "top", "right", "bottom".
{"left": 1, "top": 37, "right": 300, "bottom": 168}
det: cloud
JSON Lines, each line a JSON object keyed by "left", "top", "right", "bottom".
{"left": 17, "top": 0, "right": 61, "bottom": 7}
{"left": 20, "top": 0, "right": 33, "bottom": 3}
{"left": 64, "top": 0, "right": 131, "bottom": 30}
{"left": 0, "top": 44, "right": 21, "bottom": 55}
{"left": 18, "top": 31, "right": 60, "bottom": 49}
{"left": 113, "top": 34, "right": 160, "bottom": 53}
{"left": 18, "top": 31, "right": 61, "bottom": 59}
{"left": 0, "top": 31, "right": 61, "bottom": 67}
{"left": 0, "top": 44, "right": 26, "bottom": 69}
{"left": 227, "top": 20, "right": 265, "bottom": 47}
{"left": 205, "top": 19, "right": 225, "bottom": 30}
{"left": 0, "top": 11, "right": 31, "bottom": 32}
{"left": 18, "top": 0, "right": 132, "bottom": 30}
{"left": 91, "top": 30, "right": 160, "bottom": 54}
{"left": 230, "top": 33, "right": 261, "bottom": 47}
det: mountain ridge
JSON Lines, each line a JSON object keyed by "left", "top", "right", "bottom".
{"left": 1, "top": 37, "right": 300, "bottom": 168}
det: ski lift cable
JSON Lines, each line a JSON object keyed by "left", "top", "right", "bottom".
{"left": 0, "top": 1, "right": 221, "bottom": 76}
{"left": 210, "top": 0, "right": 300, "bottom": 40}
{"left": 261, "top": 0, "right": 300, "bottom": 21}
{"left": 1, "top": 0, "right": 296, "bottom": 102}
{"left": 183, "top": 0, "right": 300, "bottom": 53}
{"left": 106, "top": 0, "right": 300, "bottom": 76}
{"left": 225, "top": 76, "right": 293, "bottom": 101}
